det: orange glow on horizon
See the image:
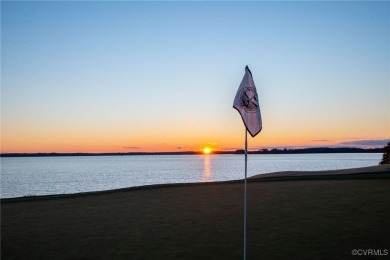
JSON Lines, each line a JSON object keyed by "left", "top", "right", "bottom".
{"left": 202, "top": 147, "right": 212, "bottom": 154}
{"left": 1, "top": 124, "right": 387, "bottom": 153}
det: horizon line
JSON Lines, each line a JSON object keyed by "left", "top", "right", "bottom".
{"left": 0, "top": 147, "right": 384, "bottom": 157}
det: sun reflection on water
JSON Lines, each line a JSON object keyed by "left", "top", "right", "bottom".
{"left": 202, "top": 155, "right": 212, "bottom": 182}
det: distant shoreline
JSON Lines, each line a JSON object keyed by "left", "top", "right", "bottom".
{"left": 0, "top": 147, "right": 383, "bottom": 157}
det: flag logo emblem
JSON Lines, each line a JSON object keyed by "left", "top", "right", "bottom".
{"left": 239, "top": 87, "right": 259, "bottom": 113}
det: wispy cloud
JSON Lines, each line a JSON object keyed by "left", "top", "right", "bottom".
{"left": 339, "top": 139, "right": 389, "bottom": 147}
{"left": 122, "top": 146, "right": 141, "bottom": 149}
{"left": 312, "top": 140, "right": 330, "bottom": 142}
{"left": 177, "top": 146, "right": 194, "bottom": 151}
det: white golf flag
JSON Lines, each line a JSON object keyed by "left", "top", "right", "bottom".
{"left": 233, "top": 66, "right": 262, "bottom": 137}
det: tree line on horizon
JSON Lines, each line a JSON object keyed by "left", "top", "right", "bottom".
{"left": 0, "top": 147, "right": 385, "bottom": 157}
{"left": 234, "top": 147, "right": 383, "bottom": 154}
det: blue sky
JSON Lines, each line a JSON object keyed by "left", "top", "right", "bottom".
{"left": 1, "top": 1, "right": 389, "bottom": 152}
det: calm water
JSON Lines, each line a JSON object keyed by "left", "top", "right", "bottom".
{"left": 1, "top": 153, "right": 381, "bottom": 198}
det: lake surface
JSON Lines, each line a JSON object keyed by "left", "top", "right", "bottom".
{"left": 1, "top": 153, "right": 381, "bottom": 198}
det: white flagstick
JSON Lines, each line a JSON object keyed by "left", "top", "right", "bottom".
{"left": 244, "top": 128, "right": 248, "bottom": 260}
{"left": 233, "top": 65, "right": 262, "bottom": 260}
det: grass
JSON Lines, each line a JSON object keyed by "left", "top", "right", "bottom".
{"left": 2, "top": 166, "right": 390, "bottom": 259}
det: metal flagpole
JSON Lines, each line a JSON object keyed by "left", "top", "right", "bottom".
{"left": 233, "top": 65, "right": 262, "bottom": 260}
{"left": 244, "top": 128, "right": 248, "bottom": 260}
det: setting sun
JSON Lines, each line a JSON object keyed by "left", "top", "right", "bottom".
{"left": 203, "top": 147, "right": 212, "bottom": 154}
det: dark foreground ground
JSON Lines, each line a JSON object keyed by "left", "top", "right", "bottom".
{"left": 2, "top": 165, "right": 390, "bottom": 259}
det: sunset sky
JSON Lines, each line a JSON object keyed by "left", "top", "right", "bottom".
{"left": 1, "top": 1, "right": 389, "bottom": 153}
